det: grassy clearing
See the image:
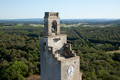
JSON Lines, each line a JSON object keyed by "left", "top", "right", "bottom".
{"left": 13, "top": 24, "right": 23, "bottom": 27}
{"left": 0, "top": 27, "right": 4, "bottom": 28}
{"left": 37, "top": 25, "right": 44, "bottom": 27}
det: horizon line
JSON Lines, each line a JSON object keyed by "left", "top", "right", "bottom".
{"left": 0, "top": 18, "right": 120, "bottom": 20}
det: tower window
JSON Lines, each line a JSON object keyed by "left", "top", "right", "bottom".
{"left": 52, "top": 20, "right": 57, "bottom": 34}
{"left": 53, "top": 38, "right": 60, "bottom": 42}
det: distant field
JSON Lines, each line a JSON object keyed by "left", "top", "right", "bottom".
{"left": 13, "top": 24, "right": 23, "bottom": 27}
{"left": 106, "top": 50, "right": 120, "bottom": 54}
{"left": 0, "top": 27, "right": 4, "bottom": 28}
{"left": 37, "top": 25, "right": 44, "bottom": 27}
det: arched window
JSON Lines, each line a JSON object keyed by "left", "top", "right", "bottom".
{"left": 52, "top": 20, "right": 57, "bottom": 34}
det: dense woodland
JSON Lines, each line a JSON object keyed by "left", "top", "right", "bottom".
{"left": 0, "top": 23, "right": 120, "bottom": 80}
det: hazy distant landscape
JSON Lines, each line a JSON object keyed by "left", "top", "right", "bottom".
{"left": 0, "top": 18, "right": 119, "bottom": 23}
{"left": 0, "top": 19, "right": 120, "bottom": 80}
{"left": 0, "top": 18, "right": 120, "bottom": 28}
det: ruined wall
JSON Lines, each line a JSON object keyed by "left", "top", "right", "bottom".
{"left": 47, "top": 34, "right": 67, "bottom": 53}
{"left": 40, "top": 34, "right": 67, "bottom": 80}
{"left": 40, "top": 51, "right": 61, "bottom": 80}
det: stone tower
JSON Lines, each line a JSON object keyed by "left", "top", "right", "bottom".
{"left": 40, "top": 12, "right": 82, "bottom": 80}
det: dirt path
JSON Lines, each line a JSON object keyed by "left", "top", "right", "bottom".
{"left": 106, "top": 50, "right": 120, "bottom": 54}
{"left": 26, "top": 75, "right": 40, "bottom": 80}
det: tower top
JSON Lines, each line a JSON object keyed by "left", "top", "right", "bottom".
{"left": 44, "top": 12, "right": 60, "bottom": 36}
{"left": 44, "top": 12, "right": 59, "bottom": 18}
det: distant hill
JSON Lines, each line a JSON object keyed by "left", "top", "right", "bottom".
{"left": 0, "top": 18, "right": 43, "bottom": 21}
{"left": 0, "top": 18, "right": 43, "bottom": 23}
{"left": 96, "top": 19, "right": 120, "bottom": 25}
{"left": 61, "top": 19, "right": 116, "bottom": 23}
{"left": 109, "top": 19, "right": 120, "bottom": 25}
{"left": 0, "top": 18, "right": 117, "bottom": 22}
{"left": 0, "top": 18, "right": 120, "bottom": 25}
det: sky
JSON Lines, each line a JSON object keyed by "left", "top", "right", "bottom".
{"left": 0, "top": 0, "right": 120, "bottom": 19}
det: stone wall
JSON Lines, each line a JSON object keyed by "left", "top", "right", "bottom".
{"left": 61, "top": 56, "right": 80, "bottom": 80}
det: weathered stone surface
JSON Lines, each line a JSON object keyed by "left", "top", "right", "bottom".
{"left": 61, "top": 57, "right": 80, "bottom": 80}
{"left": 40, "top": 12, "right": 82, "bottom": 80}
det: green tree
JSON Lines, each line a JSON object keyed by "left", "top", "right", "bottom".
{"left": 1, "top": 61, "right": 28, "bottom": 80}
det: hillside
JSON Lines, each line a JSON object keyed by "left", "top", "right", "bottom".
{"left": 0, "top": 25, "right": 120, "bottom": 80}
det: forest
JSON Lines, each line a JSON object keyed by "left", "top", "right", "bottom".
{"left": 0, "top": 22, "right": 120, "bottom": 80}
